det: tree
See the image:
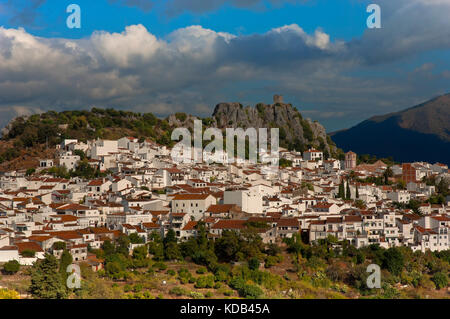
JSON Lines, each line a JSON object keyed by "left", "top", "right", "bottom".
{"left": 248, "top": 257, "right": 260, "bottom": 270}
{"left": 436, "top": 177, "right": 449, "bottom": 196}
{"left": 338, "top": 180, "right": 345, "bottom": 199}
{"left": 116, "top": 235, "right": 130, "bottom": 256}
{"left": 73, "top": 149, "right": 87, "bottom": 160}
{"left": 163, "top": 229, "right": 177, "bottom": 246}
{"left": 53, "top": 241, "right": 66, "bottom": 251}
{"left": 164, "top": 242, "right": 182, "bottom": 261}
{"left": 431, "top": 272, "right": 448, "bottom": 290}
{"left": 30, "top": 254, "right": 67, "bottom": 299}
{"left": 382, "top": 248, "right": 404, "bottom": 276}
{"left": 355, "top": 185, "right": 359, "bottom": 199}
{"left": 59, "top": 250, "right": 73, "bottom": 282}
{"left": 383, "top": 167, "right": 393, "bottom": 185}
{"left": 345, "top": 180, "right": 351, "bottom": 200}
{"left": 129, "top": 232, "right": 144, "bottom": 244}
{"left": 132, "top": 245, "right": 148, "bottom": 260}
{"left": 3, "top": 260, "right": 20, "bottom": 275}
{"left": 215, "top": 230, "right": 240, "bottom": 262}
{"left": 102, "top": 240, "right": 115, "bottom": 256}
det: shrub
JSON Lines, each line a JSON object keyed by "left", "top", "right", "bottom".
{"left": 167, "top": 269, "right": 176, "bottom": 276}
{"left": 196, "top": 267, "right": 207, "bottom": 274}
{"left": 419, "top": 275, "right": 436, "bottom": 290}
{"left": 238, "top": 284, "right": 263, "bottom": 299}
{"left": 169, "top": 287, "right": 187, "bottom": 296}
{"left": 205, "top": 291, "right": 214, "bottom": 298}
{"left": 123, "top": 284, "right": 132, "bottom": 292}
{"left": 21, "top": 250, "right": 36, "bottom": 258}
{"left": 248, "top": 257, "right": 260, "bottom": 271}
{"left": 3, "top": 260, "right": 20, "bottom": 275}
{"left": 153, "top": 262, "right": 167, "bottom": 271}
{"left": 189, "top": 291, "right": 204, "bottom": 299}
{"left": 431, "top": 272, "right": 448, "bottom": 290}
{"left": 264, "top": 256, "right": 278, "bottom": 268}
{"left": 195, "top": 275, "right": 215, "bottom": 289}
{"left": 133, "top": 284, "right": 143, "bottom": 293}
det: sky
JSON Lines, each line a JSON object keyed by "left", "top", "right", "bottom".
{"left": 0, "top": 0, "right": 449, "bottom": 132}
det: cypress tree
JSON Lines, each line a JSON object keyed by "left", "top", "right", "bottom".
{"left": 338, "top": 180, "right": 345, "bottom": 199}
{"left": 346, "top": 180, "right": 351, "bottom": 200}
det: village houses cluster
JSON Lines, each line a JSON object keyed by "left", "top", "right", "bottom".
{"left": 0, "top": 135, "right": 449, "bottom": 269}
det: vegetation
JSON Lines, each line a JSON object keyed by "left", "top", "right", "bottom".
{"left": 4, "top": 229, "right": 447, "bottom": 299}
{"left": 2, "top": 260, "right": 20, "bottom": 275}
{"left": 29, "top": 254, "right": 68, "bottom": 299}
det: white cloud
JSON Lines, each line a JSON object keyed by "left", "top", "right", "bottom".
{"left": 0, "top": 0, "right": 449, "bottom": 131}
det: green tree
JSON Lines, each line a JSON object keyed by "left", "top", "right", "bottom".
{"left": 3, "top": 260, "right": 20, "bottom": 275}
{"left": 164, "top": 242, "right": 182, "bottom": 261}
{"left": 338, "top": 180, "right": 345, "bottom": 199}
{"left": 382, "top": 248, "right": 404, "bottom": 276}
{"left": 345, "top": 180, "right": 351, "bottom": 200}
{"left": 163, "top": 229, "right": 177, "bottom": 246}
{"left": 59, "top": 250, "right": 73, "bottom": 283}
{"left": 215, "top": 230, "right": 240, "bottom": 262}
{"left": 383, "top": 167, "right": 393, "bottom": 185}
{"left": 30, "top": 254, "right": 67, "bottom": 299}
{"left": 431, "top": 272, "right": 448, "bottom": 290}
{"left": 248, "top": 257, "right": 260, "bottom": 270}
{"left": 129, "top": 232, "right": 144, "bottom": 244}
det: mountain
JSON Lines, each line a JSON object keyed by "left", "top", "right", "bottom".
{"left": 210, "top": 99, "right": 339, "bottom": 157}
{"left": 331, "top": 94, "right": 450, "bottom": 165}
{"left": 0, "top": 97, "right": 340, "bottom": 170}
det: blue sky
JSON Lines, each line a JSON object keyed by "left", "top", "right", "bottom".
{"left": 0, "top": 0, "right": 449, "bottom": 131}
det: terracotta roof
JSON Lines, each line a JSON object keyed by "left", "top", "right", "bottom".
{"left": 211, "top": 219, "right": 246, "bottom": 230}
{"left": 172, "top": 194, "right": 212, "bottom": 200}
{"left": 15, "top": 241, "right": 44, "bottom": 253}
{"left": 182, "top": 221, "right": 198, "bottom": 231}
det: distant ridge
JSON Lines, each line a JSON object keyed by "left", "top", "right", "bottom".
{"left": 331, "top": 94, "right": 450, "bottom": 165}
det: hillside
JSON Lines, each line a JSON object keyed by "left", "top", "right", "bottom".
{"left": 0, "top": 99, "right": 341, "bottom": 171}
{"left": 331, "top": 94, "right": 450, "bottom": 165}
{"left": 211, "top": 101, "right": 339, "bottom": 157}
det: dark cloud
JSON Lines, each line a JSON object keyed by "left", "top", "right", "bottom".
{"left": 0, "top": 0, "right": 448, "bottom": 132}
{"left": 6, "top": 0, "right": 46, "bottom": 26}
{"left": 164, "top": 0, "right": 306, "bottom": 16}
{"left": 108, "top": 0, "right": 155, "bottom": 12}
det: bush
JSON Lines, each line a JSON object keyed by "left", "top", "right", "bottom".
{"left": 418, "top": 275, "right": 436, "bottom": 290}
{"left": 167, "top": 269, "right": 176, "bottom": 276}
{"left": 3, "top": 260, "right": 20, "bottom": 275}
{"left": 169, "top": 287, "right": 187, "bottom": 296}
{"left": 248, "top": 257, "right": 260, "bottom": 271}
{"left": 238, "top": 284, "right": 264, "bottom": 299}
{"left": 189, "top": 291, "right": 204, "bottom": 299}
{"left": 205, "top": 291, "right": 214, "bottom": 298}
{"left": 21, "top": 250, "right": 36, "bottom": 258}
{"left": 133, "top": 284, "right": 143, "bottom": 293}
{"left": 53, "top": 242, "right": 66, "bottom": 251}
{"left": 264, "top": 256, "right": 278, "bottom": 268}
{"left": 195, "top": 275, "right": 215, "bottom": 289}
{"left": 431, "top": 272, "right": 448, "bottom": 290}
{"left": 196, "top": 267, "right": 207, "bottom": 274}
{"left": 153, "top": 262, "right": 167, "bottom": 271}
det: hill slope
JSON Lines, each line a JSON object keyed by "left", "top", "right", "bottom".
{"left": 331, "top": 94, "right": 450, "bottom": 165}
{"left": 0, "top": 100, "right": 340, "bottom": 171}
